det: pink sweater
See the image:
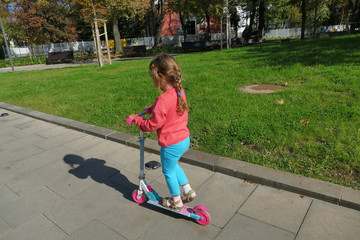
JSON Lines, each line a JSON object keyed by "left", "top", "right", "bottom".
{"left": 134, "top": 88, "right": 190, "bottom": 147}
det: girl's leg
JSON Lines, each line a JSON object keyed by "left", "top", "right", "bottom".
{"left": 160, "top": 137, "right": 191, "bottom": 208}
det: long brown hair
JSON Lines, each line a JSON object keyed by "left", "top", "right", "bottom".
{"left": 149, "top": 54, "right": 188, "bottom": 115}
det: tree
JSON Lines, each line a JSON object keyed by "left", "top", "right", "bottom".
{"left": 10, "top": 0, "right": 77, "bottom": 46}
{"left": 71, "top": 0, "right": 150, "bottom": 53}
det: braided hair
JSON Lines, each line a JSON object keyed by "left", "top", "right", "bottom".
{"left": 149, "top": 54, "right": 188, "bottom": 115}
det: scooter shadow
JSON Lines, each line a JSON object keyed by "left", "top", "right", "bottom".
{"left": 63, "top": 154, "right": 193, "bottom": 222}
{"left": 63, "top": 154, "right": 137, "bottom": 201}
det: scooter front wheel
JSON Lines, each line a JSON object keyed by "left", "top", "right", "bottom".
{"left": 132, "top": 190, "right": 147, "bottom": 204}
{"left": 195, "top": 210, "right": 211, "bottom": 226}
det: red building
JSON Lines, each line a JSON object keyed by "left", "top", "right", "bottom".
{"left": 160, "top": 9, "right": 222, "bottom": 45}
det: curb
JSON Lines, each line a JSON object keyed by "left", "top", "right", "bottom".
{"left": 1, "top": 102, "right": 359, "bottom": 211}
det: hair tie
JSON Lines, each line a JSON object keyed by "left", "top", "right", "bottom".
{"left": 178, "top": 92, "right": 182, "bottom": 96}
{"left": 150, "top": 64, "right": 155, "bottom": 68}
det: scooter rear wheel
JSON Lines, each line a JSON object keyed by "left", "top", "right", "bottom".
{"left": 195, "top": 210, "right": 211, "bottom": 226}
{"left": 132, "top": 190, "right": 147, "bottom": 204}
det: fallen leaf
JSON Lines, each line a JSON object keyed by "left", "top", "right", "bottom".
{"left": 198, "top": 155, "right": 205, "bottom": 159}
{"left": 300, "top": 195, "right": 306, "bottom": 199}
{"left": 276, "top": 99, "right": 284, "bottom": 105}
{"left": 300, "top": 120, "right": 310, "bottom": 126}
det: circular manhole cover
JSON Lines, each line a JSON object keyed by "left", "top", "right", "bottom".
{"left": 239, "top": 84, "right": 285, "bottom": 94}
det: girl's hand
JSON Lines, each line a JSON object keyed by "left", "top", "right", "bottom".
{"left": 146, "top": 105, "right": 153, "bottom": 114}
{"left": 128, "top": 114, "right": 137, "bottom": 120}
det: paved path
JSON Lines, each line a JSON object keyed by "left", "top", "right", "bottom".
{"left": 0, "top": 108, "right": 360, "bottom": 240}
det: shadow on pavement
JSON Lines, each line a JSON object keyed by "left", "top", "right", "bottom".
{"left": 63, "top": 154, "right": 137, "bottom": 201}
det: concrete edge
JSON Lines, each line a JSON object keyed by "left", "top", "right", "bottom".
{"left": 1, "top": 102, "right": 359, "bottom": 211}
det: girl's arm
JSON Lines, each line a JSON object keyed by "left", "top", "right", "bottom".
{"left": 133, "top": 100, "right": 166, "bottom": 132}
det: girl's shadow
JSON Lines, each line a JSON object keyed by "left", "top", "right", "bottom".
{"left": 63, "top": 154, "right": 137, "bottom": 200}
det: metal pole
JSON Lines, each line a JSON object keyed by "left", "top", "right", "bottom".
{"left": 220, "top": 17, "right": 223, "bottom": 50}
{"left": 0, "top": 14, "right": 14, "bottom": 72}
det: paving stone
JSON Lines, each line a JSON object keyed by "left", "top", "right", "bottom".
{"left": 215, "top": 214, "right": 295, "bottom": 240}
{"left": 0, "top": 165, "right": 21, "bottom": 183}
{"left": 0, "top": 217, "right": 11, "bottom": 237}
{"left": 10, "top": 120, "right": 56, "bottom": 137}
{"left": 97, "top": 199, "right": 166, "bottom": 240}
{"left": 0, "top": 185, "right": 19, "bottom": 210}
{"left": 0, "top": 144, "right": 44, "bottom": 167}
{"left": 0, "top": 134, "right": 17, "bottom": 146}
{"left": 6, "top": 158, "right": 71, "bottom": 196}
{"left": 12, "top": 145, "right": 80, "bottom": 173}
{"left": 78, "top": 139, "right": 126, "bottom": 160}
{"left": 0, "top": 135, "right": 45, "bottom": 152}
{"left": 34, "top": 130, "right": 86, "bottom": 150}
{"left": 296, "top": 200, "right": 360, "bottom": 240}
{"left": 21, "top": 186, "right": 67, "bottom": 213}
{"left": 0, "top": 214, "right": 67, "bottom": 240}
{"left": 13, "top": 119, "right": 53, "bottom": 132}
{"left": 0, "top": 198, "right": 38, "bottom": 228}
{"left": 44, "top": 183, "right": 123, "bottom": 235}
{"left": 137, "top": 214, "right": 221, "bottom": 240}
{"left": 47, "top": 155, "right": 120, "bottom": 199}
{"left": 62, "top": 135, "right": 105, "bottom": 152}
{"left": 36, "top": 125, "right": 71, "bottom": 138}
{"left": 238, "top": 185, "right": 312, "bottom": 233}
{"left": 195, "top": 172, "right": 257, "bottom": 228}
{"left": 65, "top": 219, "right": 126, "bottom": 240}
{"left": 0, "top": 117, "right": 32, "bottom": 130}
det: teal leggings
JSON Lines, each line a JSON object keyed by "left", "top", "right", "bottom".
{"left": 160, "top": 137, "right": 190, "bottom": 196}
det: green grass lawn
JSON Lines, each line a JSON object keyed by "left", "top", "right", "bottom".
{"left": 1, "top": 34, "right": 359, "bottom": 189}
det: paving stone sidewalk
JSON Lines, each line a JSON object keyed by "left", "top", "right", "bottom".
{"left": 0, "top": 108, "right": 359, "bottom": 240}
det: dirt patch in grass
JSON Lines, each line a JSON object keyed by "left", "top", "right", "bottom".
{"left": 239, "top": 84, "right": 286, "bottom": 94}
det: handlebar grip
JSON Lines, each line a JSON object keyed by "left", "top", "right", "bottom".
{"left": 126, "top": 118, "right": 133, "bottom": 125}
{"left": 126, "top": 110, "right": 148, "bottom": 125}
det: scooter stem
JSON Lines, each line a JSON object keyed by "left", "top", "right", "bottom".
{"left": 139, "top": 131, "right": 146, "bottom": 180}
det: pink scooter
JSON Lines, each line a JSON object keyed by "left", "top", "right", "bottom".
{"left": 127, "top": 110, "right": 211, "bottom": 226}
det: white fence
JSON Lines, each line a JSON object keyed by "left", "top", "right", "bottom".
{"left": 3, "top": 37, "right": 156, "bottom": 58}
{"left": 264, "top": 25, "right": 348, "bottom": 39}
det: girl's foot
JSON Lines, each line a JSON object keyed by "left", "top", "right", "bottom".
{"left": 182, "top": 189, "right": 196, "bottom": 203}
{"left": 161, "top": 196, "right": 184, "bottom": 211}
{"left": 182, "top": 183, "right": 196, "bottom": 203}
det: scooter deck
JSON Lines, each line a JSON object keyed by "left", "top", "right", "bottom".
{"left": 147, "top": 200, "right": 195, "bottom": 217}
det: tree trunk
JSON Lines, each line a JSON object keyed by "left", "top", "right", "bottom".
{"left": 257, "top": 0, "right": 266, "bottom": 40}
{"left": 244, "top": 0, "right": 256, "bottom": 42}
{"left": 113, "top": 18, "right": 123, "bottom": 54}
{"left": 301, "top": 0, "right": 306, "bottom": 40}
{"left": 153, "top": 0, "right": 164, "bottom": 48}
{"left": 179, "top": 10, "right": 187, "bottom": 43}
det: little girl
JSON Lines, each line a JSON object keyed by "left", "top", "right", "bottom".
{"left": 128, "top": 54, "right": 196, "bottom": 210}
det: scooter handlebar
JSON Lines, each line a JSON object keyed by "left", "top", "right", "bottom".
{"left": 126, "top": 110, "right": 148, "bottom": 125}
